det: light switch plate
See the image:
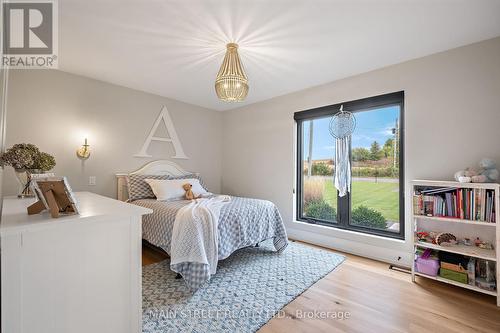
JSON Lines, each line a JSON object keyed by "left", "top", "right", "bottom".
{"left": 89, "top": 176, "right": 96, "bottom": 186}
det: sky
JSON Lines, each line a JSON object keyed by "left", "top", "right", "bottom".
{"left": 303, "top": 105, "right": 400, "bottom": 160}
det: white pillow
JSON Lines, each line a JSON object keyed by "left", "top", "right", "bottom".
{"left": 145, "top": 178, "right": 209, "bottom": 201}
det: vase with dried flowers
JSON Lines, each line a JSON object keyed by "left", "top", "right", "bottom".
{"left": 0, "top": 143, "right": 56, "bottom": 198}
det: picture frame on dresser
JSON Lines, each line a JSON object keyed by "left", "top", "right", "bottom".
{"left": 28, "top": 176, "right": 79, "bottom": 218}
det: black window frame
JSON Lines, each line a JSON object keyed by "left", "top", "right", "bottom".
{"left": 295, "top": 91, "right": 405, "bottom": 240}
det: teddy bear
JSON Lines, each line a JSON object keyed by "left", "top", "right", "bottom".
{"left": 182, "top": 183, "right": 200, "bottom": 200}
{"left": 454, "top": 158, "right": 499, "bottom": 183}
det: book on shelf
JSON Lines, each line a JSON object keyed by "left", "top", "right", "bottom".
{"left": 413, "top": 186, "right": 496, "bottom": 223}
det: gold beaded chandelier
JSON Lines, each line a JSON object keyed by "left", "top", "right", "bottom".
{"left": 215, "top": 43, "right": 249, "bottom": 102}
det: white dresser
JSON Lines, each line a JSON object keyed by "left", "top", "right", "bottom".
{"left": 1, "top": 192, "right": 152, "bottom": 333}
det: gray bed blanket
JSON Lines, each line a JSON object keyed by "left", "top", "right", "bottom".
{"left": 133, "top": 196, "right": 288, "bottom": 290}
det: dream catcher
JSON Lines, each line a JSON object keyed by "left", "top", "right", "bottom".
{"left": 329, "top": 105, "right": 356, "bottom": 140}
{"left": 329, "top": 105, "right": 356, "bottom": 197}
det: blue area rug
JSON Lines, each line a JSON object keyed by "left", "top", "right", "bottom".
{"left": 142, "top": 240, "right": 345, "bottom": 333}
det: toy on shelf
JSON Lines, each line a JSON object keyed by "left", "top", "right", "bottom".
{"left": 478, "top": 243, "right": 494, "bottom": 250}
{"left": 475, "top": 260, "right": 497, "bottom": 291}
{"left": 435, "top": 232, "right": 457, "bottom": 246}
{"left": 416, "top": 231, "right": 430, "bottom": 242}
{"left": 454, "top": 158, "right": 499, "bottom": 183}
{"left": 417, "top": 231, "right": 495, "bottom": 250}
{"left": 415, "top": 248, "right": 440, "bottom": 276}
{"left": 462, "top": 238, "right": 472, "bottom": 246}
{"left": 467, "top": 258, "right": 476, "bottom": 285}
{"left": 416, "top": 230, "right": 440, "bottom": 244}
{"left": 472, "top": 237, "right": 494, "bottom": 250}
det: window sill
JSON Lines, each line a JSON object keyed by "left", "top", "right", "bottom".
{"left": 291, "top": 219, "right": 407, "bottom": 248}
{"left": 289, "top": 219, "right": 412, "bottom": 266}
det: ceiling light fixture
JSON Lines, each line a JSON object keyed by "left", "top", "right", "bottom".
{"left": 215, "top": 43, "right": 248, "bottom": 102}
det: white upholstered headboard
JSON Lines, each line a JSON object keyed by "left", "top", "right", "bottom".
{"left": 115, "top": 160, "right": 195, "bottom": 201}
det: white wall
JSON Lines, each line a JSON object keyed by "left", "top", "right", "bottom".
{"left": 221, "top": 37, "right": 500, "bottom": 266}
{"left": 4, "top": 70, "right": 222, "bottom": 198}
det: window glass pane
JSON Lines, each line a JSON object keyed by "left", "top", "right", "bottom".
{"left": 350, "top": 106, "right": 400, "bottom": 233}
{"left": 301, "top": 118, "right": 338, "bottom": 223}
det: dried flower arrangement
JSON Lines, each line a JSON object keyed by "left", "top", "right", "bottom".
{"left": 0, "top": 143, "right": 56, "bottom": 197}
{"left": 0, "top": 143, "right": 56, "bottom": 171}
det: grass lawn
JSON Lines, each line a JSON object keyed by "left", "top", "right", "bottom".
{"left": 324, "top": 180, "right": 399, "bottom": 221}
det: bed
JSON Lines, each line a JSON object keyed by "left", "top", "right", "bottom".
{"left": 116, "top": 160, "right": 288, "bottom": 290}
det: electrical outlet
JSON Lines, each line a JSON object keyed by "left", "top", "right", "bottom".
{"left": 88, "top": 176, "right": 96, "bottom": 186}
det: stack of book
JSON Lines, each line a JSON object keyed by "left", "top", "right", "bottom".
{"left": 413, "top": 187, "right": 496, "bottom": 222}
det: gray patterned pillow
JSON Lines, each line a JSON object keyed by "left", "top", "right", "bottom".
{"left": 169, "top": 173, "right": 209, "bottom": 192}
{"left": 127, "top": 174, "right": 171, "bottom": 201}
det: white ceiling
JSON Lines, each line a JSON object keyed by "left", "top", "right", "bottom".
{"left": 60, "top": 0, "right": 500, "bottom": 111}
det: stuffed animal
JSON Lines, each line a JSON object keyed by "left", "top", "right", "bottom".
{"left": 478, "top": 158, "right": 499, "bottom": 182}
{"left": 182, "top": 183, "right": 200, "bottom": 200}
{"left": 454, "top": 158, "right": 499, "bottom": 183}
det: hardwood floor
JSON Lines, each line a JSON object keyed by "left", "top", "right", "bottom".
{"left": 142, "top": 240, "right": 500, "bottom": 333}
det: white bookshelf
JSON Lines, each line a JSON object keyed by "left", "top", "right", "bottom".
{"left": 411, "top": 180, "right": 500, "bottom": 306}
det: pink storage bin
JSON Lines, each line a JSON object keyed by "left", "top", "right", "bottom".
{"left": 415, "top": 256, "right": 440, "bottom": 276}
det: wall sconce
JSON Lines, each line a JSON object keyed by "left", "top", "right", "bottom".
{"left": 76, "top": 138, "right": 90, "bottom": 160}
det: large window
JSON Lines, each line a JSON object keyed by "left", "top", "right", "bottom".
{"left": 295, "top": 92, "right": 404, "bottom": 239}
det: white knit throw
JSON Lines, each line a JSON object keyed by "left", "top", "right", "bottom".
{"left": 170, "top": 195, "right": 231, "bottom": 275}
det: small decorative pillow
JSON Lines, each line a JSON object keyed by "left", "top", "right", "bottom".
{"left": 145, "top": 178, "right": 209, "bottom": 201}
{"left": 127, "top": 174, "right": 171, "bottom": 201}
